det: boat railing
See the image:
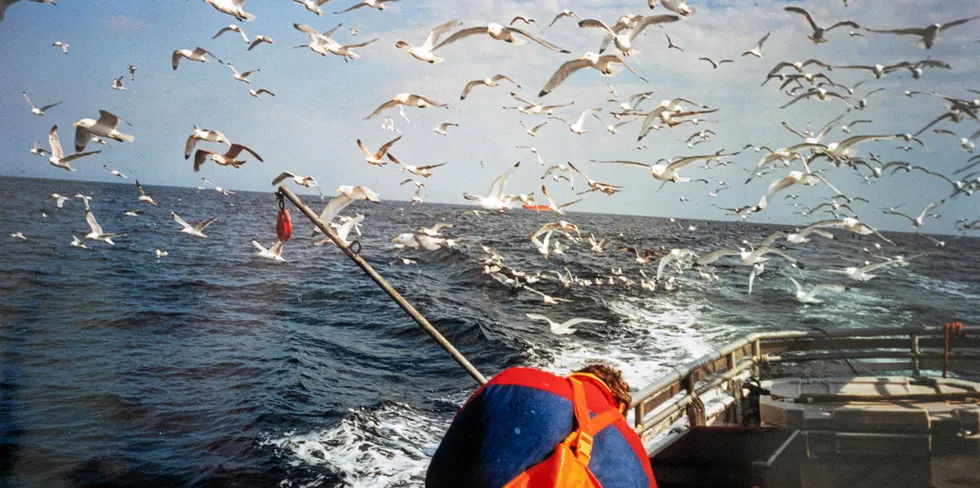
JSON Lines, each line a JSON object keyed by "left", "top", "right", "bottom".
{"left": 630, "top": 325, "right": 980, "bottom": 444}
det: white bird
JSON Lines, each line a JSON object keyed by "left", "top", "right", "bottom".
{"left": 247, "top": 84, "right": 275, "bottom": 98}
{"left": 934, "top": 129, "right": 977, "bottom": 153}
{"left": 525, "top": 313, "right": 605, "bottom": 335}
{"left": 357, "top": 135, "right": 401, "bottom": 166}
{"left": 271, "top": 172, "right": 323, "bottom": 199}
{"left": 203, "top": 0, "right": 255, "bottom": 21}
{"left": 386, "top": 154, "right": 446, "bottom": 178}
{"left": 213, "top": 24, "right": 250, "bottom": 43}
{"left": 866, "top": 16, "right": 979, "bottom": 49}
{"left": 463, "top": 162, "right": 520, "bottom": 211}
{"left": 51, "top": 193, "right": 69, "bottom": 208}
{"left": 71, "top": 235, "right": 89, "bottom": 249}
{"left": 103, "top": 165, "right": 128, "bottom": 179}
{"left": 155, "top": 249, "right": 168, "bottom": 258}
{"left": 785, "top": 275, "right": 848, "bottom": 304}
{"left": 293, "top": 24, "right": 378, "bottom": 61}
{"left": 597, "top": 152, "right": 734, "bottom": 187}
{"left": 184, "top": 126, "right": 231, "bottom": 159}
{"left": 52, "top": 41, "right": 68, "bottom": 54}
{"left": 698, "top": 57, "right": 734, "bottom": 69}
{"left": 520, "top": 120, "right": 548, "bottom": 137}
{"left": 577, "top": 14, "right": 680, "bottom": 57}
{"left": 549, "top": 10, "right": 582, "bottom": 27}
{"left": 884, "top": 200, "right": 944, "bottom": 228}
{"left": 539, "top": 52, "right": 647, "bottom": 97}
{"left": 780, "top": 88, "right": 854, "bottom": 109}
{"left": 30, "top": 140, "right": 50, "bottom": 156}
{"left": 394, "top": 20, "right": 461, "bottom": 64}
{"left": 658, "top": 0, "right": 696, "bottom": 17}
{"left": 127, "top": 65, "right": 136, "bottom": 81}
{"left": 366, "top": 93, "right": 446, "bottom": 119}
{"left": 227, "top": 63, "right": 260, "bottom": 83}
{"left": 540, "top": 185, "right": 581, "bottom": 215}
{"left": 201, "top": 178, "right": 236, "bottom": 195}
{"left": 433, "top": 122, "right": 457, "bottom": 136}
{"left": 748, "top": 263, "right": 765, "bottom": 294}
{"left": 592, "top": 113, "right": 637, "bottom": 134}
{"left": 193, "top": 143, "right": 263, "bottom": 172}
{"left": 433, "top": 23, "right": 570, "bottom": 54}
{"left": 46, "top": 125, "right": 100, "bottom": 172}
{"left": 742, "top": 32, "right": 770, "bottom": 58}
{"left": 85, "top": 208, "right": 126, "bottom": 245}
{"left": 827, "top": 257, "right": 906, "bottom": 282}
{"left": 656, "top": 248, "right": 699, "bottom": 280}
{"left": 10, "top": 232, "right": 26, "bottom": 241}
{"left": 23, "top": 92, "right": 61, "bottom": 116}
{"left": 248, "top": 35, "right": 274, "bottom": 51}
{"left": 315, "top": 215, "right": 366, "bottom": 247}
{"left": 73, "top": 110, "right": 134, "bottom": 151}
{"left": 784, "top": 6, "right": 859, "bottom": 44}
{"left": 111, "top": 76, "right": 126, "bottom": 91}
{"left": 292, "top": 0, "right": 330, "bottom": 16}
{"left": 253, "top": 240, "right": 286, "bottom": 262}
{"left": 516, "top": 145, "right": 545, "bottom": 166}
{"left": 416, "top": 222, "right": 452, "bottom": 237}
{"left": 172, "top": 46, "right": 222, "bottom": 70}
{"left": 316, "top": 186, "right": 380, "bottom": 227}
{"left": 754, "top": 167, "right": 841, "bottom": 211}
{"left": 335, "top": 0, "right": 398, "bottom": 14}
{"left": 460, "top": 74, "right": 520, "bottom": 100}
{"left": 551, "top": 108, "right": 601, "bottom": 135}
{"left": 74, "top": 194, "right": 93, "bottom": 210}
{"left": 588, "top": 234, "right": 610, "bottom": 253}
{"left": 172, "top": 212, "right": 217, "bottom": 238}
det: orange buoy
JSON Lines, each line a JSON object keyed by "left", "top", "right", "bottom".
{"left": 276, "top": 208, "right": 293, "bottom": 242}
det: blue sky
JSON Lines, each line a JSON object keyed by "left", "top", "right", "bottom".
{"left": 0, "top": 0, "right": 978, "bottom": 233}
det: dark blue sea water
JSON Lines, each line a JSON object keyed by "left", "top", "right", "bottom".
{"left": 1, "top": 176, "right": 979, "bottom": 487}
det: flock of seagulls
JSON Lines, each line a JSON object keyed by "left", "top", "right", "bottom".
{"left": 6, "top": 0, "right": 980, "bottom": 338}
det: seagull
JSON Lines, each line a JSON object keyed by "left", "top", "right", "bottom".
{"left": 539, "top": 52, "right": 647, "bottom": 97}
{"left": 85, "top": 208, "right": 126, "bottom": 245}
{"left": 193, "top": 144, "right": 263, "bottom": 172}
{"left": 516, "top": 145, "right": 545, "bottom": 166}
{"left": 357, "top": 135, "right": 401, "bottom": 166}
{"left": 10, "top": 232, "right": 26, "bottom": 241}
{"left": 248, "top": 35, "right": 274, "bottom": 51}
{"left": 596, "top": 151, "right": 735, "bottom": 187}
{"left": 510, "top": 16, "right": 535, "bottom": 26}
{"left": 127, "top": 65, "right": 136, "bottom": 80}
{"left": 840, "top": 119, "right": 872, "bottom": 134}
{"left": 808, "top": 218, "right": 895, "bottom": 244}
{"left": 30, "top": 140, "right": 50, "bottom": 156}
{"left": 227, "top": 63, "right": 260, "bottom": 83}
{"left": 172, "top": 47, "right": 222, "bottom": 70}
{"left": 520, "top": 120, "right": 548, "bottom": 137}
{"left": 698, "top": 57, "right": 733, "bottom": 69}
{"left": 247, "top": 84, "right": 275, "bottom": 98}
{"left": 317, "top": 186, "right": 380, "bottom": 227}
{"left": 315, "top": 215, "right": 366, "bottom": 247}
{"left": 569, "top": 161, "right": 622, "bottom": 195}
{"left": 366, "top": 93, "right": 446, "bottom": 119}
{"left": 506, "top": 92, "right": 575, "bottom": 115}
{"left": 432, "top": 122, "right": 458, "bottom": 136}
{"left": 884, "top": 200, "right": 944, "bottom": 228}
{"left": 253, "top": 240, "right": 286, "bottom": 262}
{"left": 293, "top": 24, "right": 378, "bottom": 61}
{"left": 460, "top": 74, "right": 519, "bottom": 100}
{"left": 433, "top": 23, "right": 569, "bottom": 54}
{"left": 463, "top": 162, "right": 520, "bottom": 211}
{"left": 742, "top": 32, "right": 771, "bottom": 58}
{"left": 335, "top": 0, "right": 398, "bottom": 14}
{"left": 577, "top": 14, "right": 680, "bottom": 57}
{"left": 122, "top": 209, "right": 143, "bottom": 218}
{"left": 656, "top": 248, "right": 699, "bottom": 280}
{"left": 540, "top": 185, "right": 581, "bottom": 215}
{"left": 172, "top": 212, "right": 217, "bottom": 238}
{"left": 865, "top": 16, "right": 980, "bottom": 49}
{"left": 22, "top": 92, "right": 60, "bottom": 115}
{"left": 202, "top": 0, "right": 255, "bottom": 22}
{"left": 588, "top": 234, "right": 610, "bottom": 253}
{"left": 550, "top": 108, "right": 601, "bottom": 135}
{"left": 185, "top": 126, "right": 231, "bottom": 159}
{"left": 73, "top": 110, "right": 134, "bottom": 151}
{"left": 592, "top": 113, "right": 637, "bottom": 134}
{"left": 134, "top": 181, "right": 159, "bottom": 207}
{"left": 827, "top": 257, "right": 907, "bottom": 282}
{"left": 394, "top": 20, "right": 461, "bottom": 64}
{"left": 785, "top": 275, "right": 848, "bottom": 304}
{"left": 46, "top": 125, "right": 100, "bottom": 172}
{"left": 103, "top": 165, "right": 128, "bottom": 179}
{"left": 271, "top": 172, "right": 323, "bottom": 199}
{"left": 525, "top": 313, "right": 605, "bottom": 335}
{"left": 201, "top": 178, "right": 236, "bottom": 195}
{"left": 416, "top": 222, "right": 452, "bottom": 237}
{"left": 292, "top": 0, "right": 330, "bottom": 16}
{"left": 212, "top": 24, "right": 249, "bottom": 43}
{"left": 74, "top": 194, "right": 93, "bottom": 210}
{"left": 110, "top": 76, "right": 126, "bottom": 91}
{"left": 767, "top": 59, "right": 834, "bottom": 76}
{"left": 784, "top": 6, "right": 859, "bottom": 43}
{"left": 387, "top": 154, "right": 446, "bottom": 178}
{"left": 753, "top": 168, "right": 841, "bottom": 211}
{"left": 657, "top": 0, "right": 696, "bottom": 17}
{"left": 838, "top": 62, "right": 910, "bottom": 80}
{"left": 664, "top": 32, "right": 684, "bottom": 51}
{"left": 71, "top": 235, "right": 89, "bottom": 249}
{"left": 51, "top": 193, "right": 69, "bottom": 208}
{"left": 549, "top": 10, "right": 582, "bottom": 27}
{"left": 52, "top": 41, "right": 68, "bottom": 54}
{"left": 934, "top": 129, "right": 977, "bottom": 153}
{"left": 155, "top": 249, "right": 168, "bottom": 258}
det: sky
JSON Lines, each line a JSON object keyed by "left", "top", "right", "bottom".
{"left": 0, "top": 0, "right": 978, "bottom": 233}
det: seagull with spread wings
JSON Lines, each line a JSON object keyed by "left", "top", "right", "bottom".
{"left": 784, "top": 6, "right": 859, "bottom": 43}
{"left": 865, "top": 16, "right": 980, "bottom": 49}
{"left": 22, "top": 92, "right": 60, "bottom": 116}
{"left": 539, "top": 52, "right": 647, "bottom": 97}
{"left": 193, "top": 143, "right": 263, "bottom": 172}
{"left": 433, "top": 23, "right": 570, "bottom": 53}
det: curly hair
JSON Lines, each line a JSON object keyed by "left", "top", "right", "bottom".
{"left": 575, "top": 364, "right": 631, "bottom": 412}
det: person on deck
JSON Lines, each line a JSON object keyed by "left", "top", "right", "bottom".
{"left": 426, "top": 364, "right": 657, "bottom": 488}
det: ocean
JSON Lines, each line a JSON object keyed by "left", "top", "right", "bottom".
{"left": 1, "top": 176, "right": 978, "bottom": 487}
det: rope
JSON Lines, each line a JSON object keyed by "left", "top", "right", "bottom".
{"left": 944, "top": 322, "right": 965, "bottom": 379}
{"left": 810, "top": 326, "right": 862, "bottom": 376}
{"left": 277, "top": 186, "right": 488, "bottom": 386}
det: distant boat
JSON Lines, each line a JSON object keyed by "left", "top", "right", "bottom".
{"left": 522, "top": 205, "right": 550, "bottom": 211}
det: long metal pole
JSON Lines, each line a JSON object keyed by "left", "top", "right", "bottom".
{"left": 277, "top": 185, "right": 488, "bottom": 386}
